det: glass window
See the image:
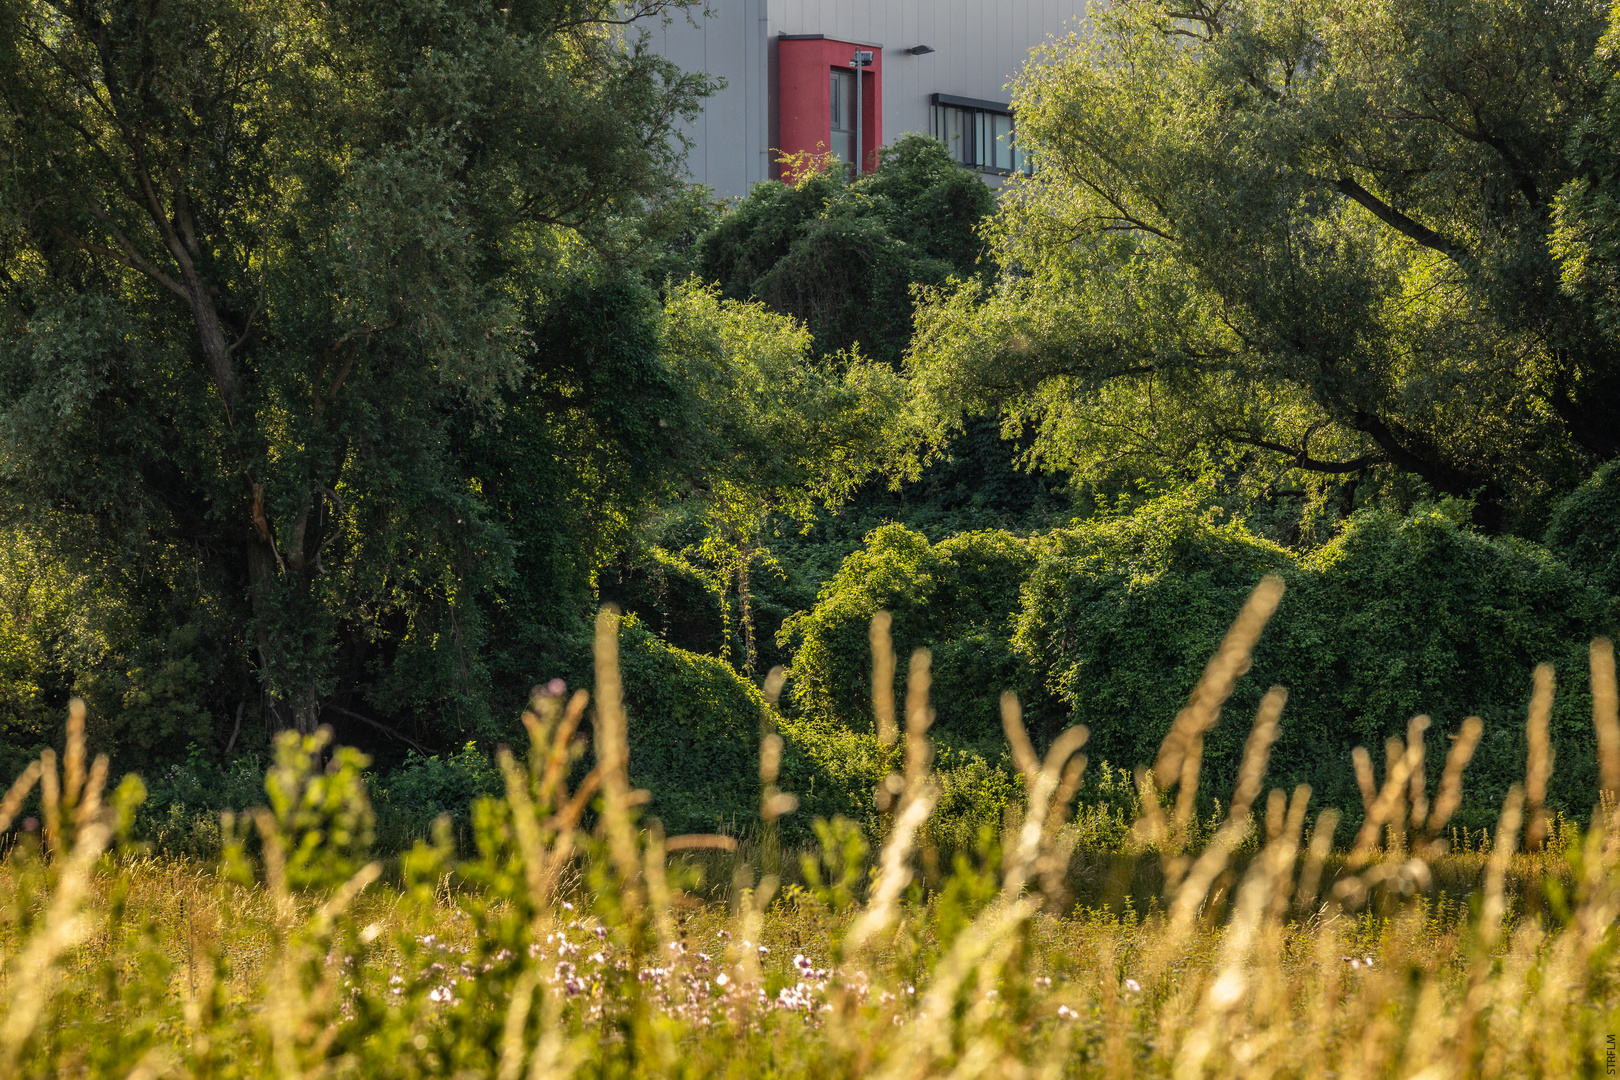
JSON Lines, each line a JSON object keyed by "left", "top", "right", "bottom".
{"left": 991, "top": 113, "right": 1013, "bottom": 171}
{"left": 830, "top": 69, "right": 855, "bottom": 168}
{"left": 931, "top": 99, "right": 1032, "bottom": 176}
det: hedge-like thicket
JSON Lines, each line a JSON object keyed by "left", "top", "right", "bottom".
{"left": 603, "top": 617, "right": 769, "bottom": 837}
{"left": 778, "top": 525, "right": 1058, "bottom": 753}
{"left": 1546, "top": 459, "right": 1620, "bottom": 598}
{"left": 787, "top": 495, "right": 1620, "bottom": 832}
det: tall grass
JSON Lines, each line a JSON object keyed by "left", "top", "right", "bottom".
{"left": 1, "top": 580, "right": 1618, "bottom": 1077}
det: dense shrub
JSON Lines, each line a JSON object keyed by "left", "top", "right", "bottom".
{"left": 603, "top": 616, "right": 769, "bottom": 837}
{"left": 369, "top": 743, "right": 505, "bottom": 850}
{"left": 1020, "top": 498, "right": 1618, "bottom": 831}
{"left": 598, "top": 545, "right": 728, "bottom": 657}
{"left": 780, "top": 525, "right": 1055, "bottom": 753}
{"left": 692, "top": 134, "right": 994, "bottom": 367}
{"left": 786, "top": 492, "right": 1619, "bottom": 837}
{"left": 1546, "top": 458, "right": 1620, "bottom": 596}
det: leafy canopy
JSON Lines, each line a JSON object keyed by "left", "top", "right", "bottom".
{"left": 909, "top": 0, "right": 1620, "bottom": 533}
{"left": 694, "top": 134, "right": 995, "bottom": 367}
{"left": 0, "top": 0, "right": 713, "bottom": 757}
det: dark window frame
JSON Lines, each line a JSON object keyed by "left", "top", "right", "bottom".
{"left": 929, "top": 93, "right": 1032, "bottom": 176}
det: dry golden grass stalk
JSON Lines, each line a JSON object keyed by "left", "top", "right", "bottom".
{"left": 0, "top": 761, "right": 41, "bottom": 836}
{"left": 1001, "top": 699, "right": 1087, "bottom": 896}
{"left": 760, "top": 733, "right": 798, "bottom": 822}
{"left": 62, "top": 699, "right": 84, "bottom": 817}
{"left": 500, "top": 749, "right": 554, "bottom": 905}
{"left": 1351, "top": 745, "right": 1376, "bottom": 814}
{"left": 662, "top": 834, "right": 737, "bottom": 853}
{"left": 1524, "top": 663, "right": 1554, "bottom": 850}
{"left": 763, "top": 664, "right": 786, "bottom": 706}
{"left": 0, "top": 814, "right": 114, "bottom": 1079}
{"left": 1480, "top": 784, "right": 1525, "bottom": 952}
{"left": 1426, "top": 715, "right": 1484, "bottom": 844}
{"left": 1346, "top": 734, "right": 1423, "bottom": 868}
{"left": 759, "top": 732, "right": 783, "bottom": 786}
{"left": 844, "top": 791, "right": 937, "bottom": 953}
{"left": 1383, "top": 735, "right": 1409, "bottom": 853}
{"left": 903, "top": 648, "right": 934, "bottom": 799}
{"left": 1228, "top": 687, "right": 1287, "bottom": 823}
{"left": 848, "top": 650, "right": 940, "bottom": 952}
{"left": 1131, "top": 765, "right": 1170, "bottom": 850}
{"left": 1172, "top": 730, "right": 1205, "bottom": 840}
{"left": 1406, "top": 714, "right": 1430, "bottom": 831}
{"left": 0, "top": 730, "right": 115, "bottom": 1080}
{"left": 1000, "top": 691, "right": 1039, "bottom": 785}
{"left": 1145, "top": 816, "right": 1250, "bottom": 980}
{"left": 642, "top": 826, "right": 679, "bottom": 961}
{"left": 524, "top": 688, "right": 589, "bottom": 809}
{"left": 870, "top": 611, "right": 898, "bottom": 746}
{"left": 1293, "top": 808, "right": 1339, "bottom": 912}
{"left": 593, "top": 608, "right": 641, "bottom": 890}
{"left": 1267, "top": 785, "right": 1312, "bottom": 924}
{"left": 1592, "top": 638, "right": 1619, "bottom": 799}
{"left": 38, "top": 748, "right": 58, "bottom": 859}
{"left": 1176, "top": 783, "right": 1309, "bottom": 1079}
{"left": 1039, "top": 751, "right": 1090, "bottom": 900}
{"left": 1153, "top": 574, "right": 1285, "bottom": 796}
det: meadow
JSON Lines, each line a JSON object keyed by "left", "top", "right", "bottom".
{"left": 0, "top": 582, "right": 1615, "bottom": 1079}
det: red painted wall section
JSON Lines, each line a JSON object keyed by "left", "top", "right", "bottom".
{"left": 777, "top": 37, "right": 882, "bottom": 182}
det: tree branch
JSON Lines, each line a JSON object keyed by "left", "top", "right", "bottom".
{"left": 1332, "top": 176, "right": 1470, "bottom": 262}
{"left": 49, "top": 221, "right": 188, "bottom": 300}
{"left": 320, "top": 702, "right": 430, "bottom": 754}
{"left": 1223, "top": 431, "right": 1381, "bottom": 473}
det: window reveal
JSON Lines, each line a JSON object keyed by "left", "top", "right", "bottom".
{"left": 930, "top": 97, "right": 1030, "bottom": 175}
{"left": 830, "top": 69, "right": 855, "bottom": 169}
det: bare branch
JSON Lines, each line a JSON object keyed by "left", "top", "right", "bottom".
{"left": 1332, "top": 176, "right": 1471, "bottom": 262}
{"left": 1222, "top": 430, "right": 1381, "bottom": 474}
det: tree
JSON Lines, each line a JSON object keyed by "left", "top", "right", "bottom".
{"left": 654, "top": 280, "right": 904, "bottom": 675}
{"left": 0, "top": 0, "right": 712, "bottom": 754}
{"left": 909, "top": 0, "right": 1620, "bottom": 533}
{"left": 694, "top": 134, "right": 995, "bottom": 367}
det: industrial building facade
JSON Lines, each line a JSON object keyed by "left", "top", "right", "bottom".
{"left": 641, "top": 0, "right": 1090, "bottom": 197}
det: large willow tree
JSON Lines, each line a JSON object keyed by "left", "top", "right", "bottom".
{"left": 0, "top": 0, "right": 711, "bottom": 754}
{"left": 910, "top": 0, "right": 1620, "bottom": 533}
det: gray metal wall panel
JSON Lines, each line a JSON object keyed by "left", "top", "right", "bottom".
{"left": 646, "top": 0, "right": 1090, "bottom": 197}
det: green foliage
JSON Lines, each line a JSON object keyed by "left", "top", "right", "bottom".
{"left": 1553, "top": 2, "right": 1620, "bottom": 340}
{"left": 910, "top": 0, "right": 1620, "bottom": 534}
{"left": 786, "top": 489, "right": 1617, "bottom": 833}
{"left": 1014, "top": 492, "right": 1296, "bottom": 779}
{"left": 137, "top": 750, "right": 267, "bottom": 857}
{"left": 1064, "top": 761, "right": 1141, "bottom": 855}
{"left": 1545, "top": 458, "right": 1620, "bottom": 596}
{"left": 693, "top": 134, "right": 995, "bottom": 366}
{"left": 548, "top": 614, "right": 772, "bottom": 837}
{"left": 0, "top": 667, "right": 1613, "bottom": 1079}
{"left": 925, "top": 748, "right": 1022, "bottom": 855}
{"left": 261, "top": 729, "right": 376, "bottom": 891}
{"left": 1020, "top": 497, "right": 1618, "bottom": 830}
{"left": 0, "top": 0, "right": 714, "bottom": 754}
{"left": 776, "top": 711, "right": 895, "bottom": 834}
{"left": 782, "top": 524, "right": 1055, "bottom": 751}
{"left": 599, "top": 542, "right": 728, "bottom": 657}
{"left": 628, "top": 280, "right": 905, "bottom": 674}
{"left": 369, "top": 743, "right": 505, "bottom": 848}
{"left": 798, "top": 815, "right": 870, "bottom": 919}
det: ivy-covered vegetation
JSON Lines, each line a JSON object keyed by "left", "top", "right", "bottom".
{"left": 1, "top": 0, "right": 1619, "bottom": 867}
{"left": 6, "top": 0, "right": 1620, "bottom": 1071}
